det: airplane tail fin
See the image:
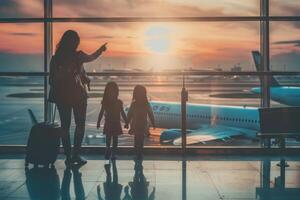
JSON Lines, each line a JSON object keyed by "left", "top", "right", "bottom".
{"left": 28, "top": 109, "right": 38, "bottom": 125}
{"left": 251, "top": 51, "right": 280, "bottom": 86}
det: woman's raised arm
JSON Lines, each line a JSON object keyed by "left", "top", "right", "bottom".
{"left": 79, "top": 43, "right": 107, "bottom": 63}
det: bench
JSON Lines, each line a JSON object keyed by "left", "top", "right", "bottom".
{"left": 257, "top": 107, "right": 300, "bottom": 148}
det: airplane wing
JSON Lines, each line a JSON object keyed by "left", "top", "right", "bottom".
{"left": 172, "top": 125, "right": 257, "bottom": 145}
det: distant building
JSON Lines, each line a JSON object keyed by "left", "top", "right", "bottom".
{"left": 231, "top": 64, "right": 242, "bottom": 72}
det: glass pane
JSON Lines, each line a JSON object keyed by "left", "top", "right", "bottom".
{"left": 270, "top": 22, "right": 300, "bottom": 72}
{"left": 0, "top": 76, "right": 44, "bottom": 145}
{"left": 0, "top": 23, "right": 44, "bottom": 72}
{"left": 0, "top": 0, "right": 43, "bottom": 18}
{"left": 53, "top": 22, "right": 259, "bottom": 72}
{"left": 53, "top": 0, "right": 260, "bottom": 17}
{"left": 52, "top": 21, "right": 259, "bottom": 147}
{"left": 181, "top": 75, "right": 261, "bottom": 147}
{"left": 270, "top": 0, "right": 300, "bottom": 16}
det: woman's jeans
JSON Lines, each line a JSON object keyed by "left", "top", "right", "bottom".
{"left": 57, "top": 100, "right": 87, "bottom": 159}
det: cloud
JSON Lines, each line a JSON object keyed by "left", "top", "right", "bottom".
{"left": 88, "top": 35, "right": 115, "bottom": 39}
{"left": 0, "top": 0, "right": 43, "bottom": 18}
{"left": 274, "top": 40, "right": 300, "bottom": 47}
{"left": 9, "top": 32, "right": 38, "bottom": 36}
{"left": 270, "top": 1, "right": 300, "bottom": 29}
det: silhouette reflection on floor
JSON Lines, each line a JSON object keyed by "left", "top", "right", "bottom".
{"left": 25, "top": 167, "right": 60, "bottom": 200}
{"left": 25, "top": 165, "right": 86, "bottom": 200}
{"left": 97, "top": 159, "right": 155, "bottom": 200}
{"left": 23, "top": 157, "right": 300, "bottom": 200}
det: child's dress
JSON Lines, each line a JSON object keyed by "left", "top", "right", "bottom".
{"left": 103, "top": 99, "right": 124, "bottom": 136}
{"left": 127, "top": 102, "right": 154, "bottom": 134}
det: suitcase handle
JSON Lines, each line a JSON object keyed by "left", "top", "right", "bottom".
{"left": 52, "top": 105, "right": 57, "bottom": 124}
{"left": 47, "top": 102, "right": 57, "bottom": 124}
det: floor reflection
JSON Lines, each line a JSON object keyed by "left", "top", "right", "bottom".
{"left": 97, "top": 159, "right": 155, "bottom": 200}
{"left": 256, "top": 158, "right": 300, "bottom": 200}
{"left": 25, "top": 167, "right": 60, "bottom": 200}
{"left": 12, "top": 157, "right": 300, "bottom": 200}
{"left": 128, "top": 159, "right": 155, "bottom": 200}
{"left": 97, "top": 160, "right": 123, "bottom": 200}
{"left": 61, "top": 167, "right": 85, "bottom": 200}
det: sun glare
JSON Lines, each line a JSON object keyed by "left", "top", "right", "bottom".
{"left": 144, "top": 25, "right": 172, "bottom": 54}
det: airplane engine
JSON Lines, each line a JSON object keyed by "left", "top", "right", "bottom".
{"left": 160, "top": 129, "right": 182, "bottom": 144}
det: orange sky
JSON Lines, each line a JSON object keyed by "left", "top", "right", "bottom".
{"left": 0, "top": 0, "right": 299, "bottom": 71}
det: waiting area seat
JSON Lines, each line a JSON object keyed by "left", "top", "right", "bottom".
{"left": 257, "top": 107, "right": 300, "bottom": 148}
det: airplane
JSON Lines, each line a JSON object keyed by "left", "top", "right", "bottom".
{"left": 251, "top": 51, "right": 300, "bottom": 106}
{"left": 125, "top": 101, "right": 260, "bottom": 145}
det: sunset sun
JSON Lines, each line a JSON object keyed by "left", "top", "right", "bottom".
{"left": 144, "top": 25, "right": 172, "bottom": 54}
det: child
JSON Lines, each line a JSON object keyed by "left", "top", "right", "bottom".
{"left": 97, "top": 82, "right": 127, "bottom": 160}
{"left": 125, "top": 85, "right": 155, "bottom": 159}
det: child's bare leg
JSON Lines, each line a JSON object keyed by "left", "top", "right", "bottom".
{"left": 111, "top": 135, "right": 118, "bottom": 159}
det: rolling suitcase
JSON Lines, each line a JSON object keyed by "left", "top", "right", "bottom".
{"left": 25, "top": 106, "right": 61, "bottom": 168}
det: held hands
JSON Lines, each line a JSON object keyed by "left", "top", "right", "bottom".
{"left": 100, "top": 43, "right": 107, "bottom": 52}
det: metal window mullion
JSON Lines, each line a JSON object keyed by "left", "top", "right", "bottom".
{"left": 1, "top": 16, "right": 300, "bottom": 23}
{"left": 260, "top": 0, "right": 271, "bottom": 148}
{"left": 44, "top": 0, "right": 53, "bottom": 122}
{"left": 260, "top": 0, "right": 270, "bottom": 108}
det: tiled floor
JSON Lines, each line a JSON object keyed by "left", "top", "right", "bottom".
{"left": 0, "top": 155, "right": 300, "bottom": 200}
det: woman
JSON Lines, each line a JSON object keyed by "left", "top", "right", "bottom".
{"left": 49, "top": 30, "right": 107, "bottom": 166}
